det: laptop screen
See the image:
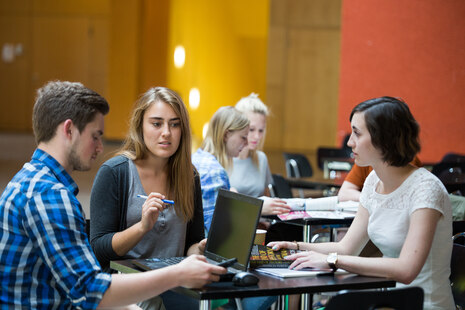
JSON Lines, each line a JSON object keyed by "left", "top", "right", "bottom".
{"left": 204, "top": 189, "right": 263, "bottom": 271}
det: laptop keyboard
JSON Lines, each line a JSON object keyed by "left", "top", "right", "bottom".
{"left": 158, "top": 257, "right": 185, "bottom": 265}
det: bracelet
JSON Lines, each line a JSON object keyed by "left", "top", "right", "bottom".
{"left": 294, "top": 240, "right": 300, "bottom": 250}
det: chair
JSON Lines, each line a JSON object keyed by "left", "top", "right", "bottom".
{"left": 324, "top": 287, "right": 424, "bottom": 310}
{"left": 441, "top": 152, "right": 465, "bottom": 163}
{"left": 283, "top": 152, "right": 313, "bottom": 178}
{"left": 283, "top": 152, "right": 313, "bottom": 198}
{"left": 431, "top": 162, "right": 465, "bottom": 179}
{"left": 451, "top": 243, "right": 465, "bottom": 308}
{"left": 438, "top": 168, "right": 465, "bottom": 195}
{"left": 453, "top": 221, "right": 465, "bottom": 236}
{"left": 268, "top": 174, "right": 294, "bottom": 198}
{"left": 316, "top": 147, "right": 353, "bottom": 174}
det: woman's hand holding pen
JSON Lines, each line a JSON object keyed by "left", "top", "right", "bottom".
{"left": 140, "top": 192, "right": 166, "bottom": 232}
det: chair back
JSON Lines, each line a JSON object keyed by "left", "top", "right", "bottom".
{"left": 269, "top": 174, "right": 293, "bottom": 198}
{"left": 441, "top": 152, "right": 465, "bottom": 164}
{"left": 283, "top": 152, "right": 313, "bottom": 178}
{"left": 438, "top": 168, "right": 465, "bottom": 195}
{"left": 451, "top": 243, "right": 465, "bottom": 308}
{"left": 316, "top": 147, "right": 352, "bottom": 171}
{"left": 432, "top": 162, "right": 465, "bottom": 178}
{"left": 324, "top": 287, "right": 424, "bottom": 310}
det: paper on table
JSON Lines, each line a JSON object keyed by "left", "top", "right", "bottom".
{"left": 255, "top": 267, "right": 349, "bottom": 278}
{"left": 305, "top": 196, "right": 338, "bottom": 211}
{"left": 277, "top": 210, "right": 355, "bottom": 221}
{"left": 337, "top": 200, "right": 359, "bottom": 212}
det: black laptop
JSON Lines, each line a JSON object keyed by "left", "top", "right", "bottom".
{"left": 132, "top": 189, "right": 263, "bottom": 273}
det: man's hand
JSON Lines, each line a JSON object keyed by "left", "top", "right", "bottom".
{"left": 174, "top": 255, "right": 227, "bottom": 288}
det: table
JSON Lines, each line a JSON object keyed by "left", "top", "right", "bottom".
{"left": 286, "top": 176, "right": 344, "bottom": 190}
{"left": 270, "top": 214, "right": 355, "bottom": 309}
{"left": 284, "top": 216, "right": 354, "bottom": 243}
{"left": 111, "top": 260, "right": 395, "bottom": 310}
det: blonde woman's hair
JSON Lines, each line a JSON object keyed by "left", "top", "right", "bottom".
{"left": 118, "top": 87, "right": 194, "bottom": 222}
{"left": 235, "top": 93, "right": 269, "bottom": 166}
{"left": 202, "top": 106, "right": 249, "bottom": 172}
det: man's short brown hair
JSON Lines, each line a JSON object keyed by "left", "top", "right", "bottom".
{"left": 32, "top": 81, "right": 109, "bottom": 144}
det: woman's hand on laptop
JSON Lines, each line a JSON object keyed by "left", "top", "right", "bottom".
{"left": 175, "top": 255, "right": 227, "bottom": 288}
{"left": 187, "top": 238, "right": 207, "bottom": 256}
{"left": 267, "top": 241, "right": 296, "bottom": 251}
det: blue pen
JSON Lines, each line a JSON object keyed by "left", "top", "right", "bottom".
{"left": 137, "top": 194, "right": 175, "bottom": 205}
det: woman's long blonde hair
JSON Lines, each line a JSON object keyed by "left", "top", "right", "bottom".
{"left": 235, "top": 93, "right": 269, "bottom": 166}
{"left": 118, "top": 87, "right": 194, "bottom": 222}
{"left": 202, "top": 106, "right": 249, "bottom": 172}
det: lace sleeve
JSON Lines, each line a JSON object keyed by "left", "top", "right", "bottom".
{"left": 409, "top": 175, "right": 449, "bottom": 216}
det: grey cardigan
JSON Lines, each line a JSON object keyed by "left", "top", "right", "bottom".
{"left": 89, "top": 155, "right": 204, "bottom": 270}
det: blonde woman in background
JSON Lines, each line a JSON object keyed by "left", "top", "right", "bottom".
{"left": 193, "top": 106, "right": 278, "bottom": 310}
{"left": 192, "top": 106, "right": 249, "bottom": 232}
{"left": 230, "top": 93, "right": 290, "bottom": 216}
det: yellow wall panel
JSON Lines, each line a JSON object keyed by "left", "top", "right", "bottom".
{"left": 105, "top": 0, "right": 140, "bottom": 140}
{"left": 167, "top": 0, "right": 269, "bottom": 143}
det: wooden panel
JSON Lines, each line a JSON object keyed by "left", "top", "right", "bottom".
{"left": 283, "top": 28, "right": 341, "bottom": 151}
{"left": 32, "top": 0, "right": 109, "bottom": 16}
{"left": 32, "top": 16, "right": 90, "bottom": 90}
{"left": 269, "top": 0, "right": 288, "bottom": 27}
{"left": 287, "top": 0, "right": 341, "bottom": 28}
{"left": 139, "top": 0, "right": 169, "bottom": 92}
{"left": 0, "top": 15, "right": 32, "bottom": 131}
{"left": 265, "top": 0, "right": 342, "bottom": 157}
{"left": 88, "top": 17, "right": 108, "bottom": 96}
{"left": 264, "top": 25, "right": 287, "bottom": 150}
{"left": 106, "top": 0, "right": 141, "bottom": 140}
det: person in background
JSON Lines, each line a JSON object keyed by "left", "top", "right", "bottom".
{"left": 270, "top": 96, "right": 454, "bottom": 310}
{"left": 192, "top": 106, "right": 276, "bottom": 310}
{"left": 192, "top": 106, "right": 249, "bottom": 232}
{"left": 0, "top": 81, "right": 225, "bottom": 309}
{"left": 90, "top": 87, "right": 205, "bottom": 309}
{"left": 230, "top": 93, "right": 290, "bottom": 216}
{"left": 338, "top": 158, "right": 422, "bottom": 202}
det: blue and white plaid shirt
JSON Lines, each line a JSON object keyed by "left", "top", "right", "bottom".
{"left": 0, "top": 149, "right": 111, "bottom": 309}
{"left": 192, "top": 148, "right": 230, "bottom": 232}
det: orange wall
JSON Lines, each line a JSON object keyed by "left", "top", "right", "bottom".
{"left": 337, "top": 0, "right": 465, "bottom": 163}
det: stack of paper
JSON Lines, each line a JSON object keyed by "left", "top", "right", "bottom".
{"left": 255, "top": 267, "right": 349, "bottom": 278}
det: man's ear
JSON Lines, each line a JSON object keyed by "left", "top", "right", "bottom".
{"left": 62, "top": 119, "right": 74, "bottom": 139}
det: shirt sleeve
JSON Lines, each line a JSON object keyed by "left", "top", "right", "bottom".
{"left": 409, "top": 177, "right": 448, "bottom": 216}
{"left": 345, "top": 163, "right": 372, "bottom": 189}
{"left": 261, "top": 152, "right": 273, "bottom": 190}
{"left": 184, "top": 171, "right": 206, "bottom": 254}
{"left": 200, "top": 166, "right": 230, "bottom": 232}
{"left": 90, "top": 162, "right": 125, "bottom": 270}
{"left": 25, "top": 188, "right": 111, "bottom": 309}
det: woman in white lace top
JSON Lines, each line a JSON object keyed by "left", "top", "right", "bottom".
{"left": 269, "top": 96, "right": 454, "bottom": 310}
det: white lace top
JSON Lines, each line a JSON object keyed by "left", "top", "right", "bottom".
{"left": 360, "top": 168, "right": 454, "bottom": 310}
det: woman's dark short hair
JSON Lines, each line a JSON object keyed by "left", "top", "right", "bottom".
{"left": 350, "top": 96, "right": 420, "bottom": 167}
{"left": 32, "top": 81, "right": 109, "bottom": 144}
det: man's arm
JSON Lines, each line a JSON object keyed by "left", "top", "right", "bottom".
{"left": 97, "top": 255, "right": 225, "bottom": 308}
{"left": 338, "top": 180, "right": 362, "bottom": 202}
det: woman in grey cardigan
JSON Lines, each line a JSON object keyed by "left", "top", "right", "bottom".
{"left": 90, "top": 87, "right": 204, "bottom": 309}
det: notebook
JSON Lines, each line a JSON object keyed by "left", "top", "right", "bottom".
{"left": 132, "top": 189, "right": 263, "bottom": 273}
